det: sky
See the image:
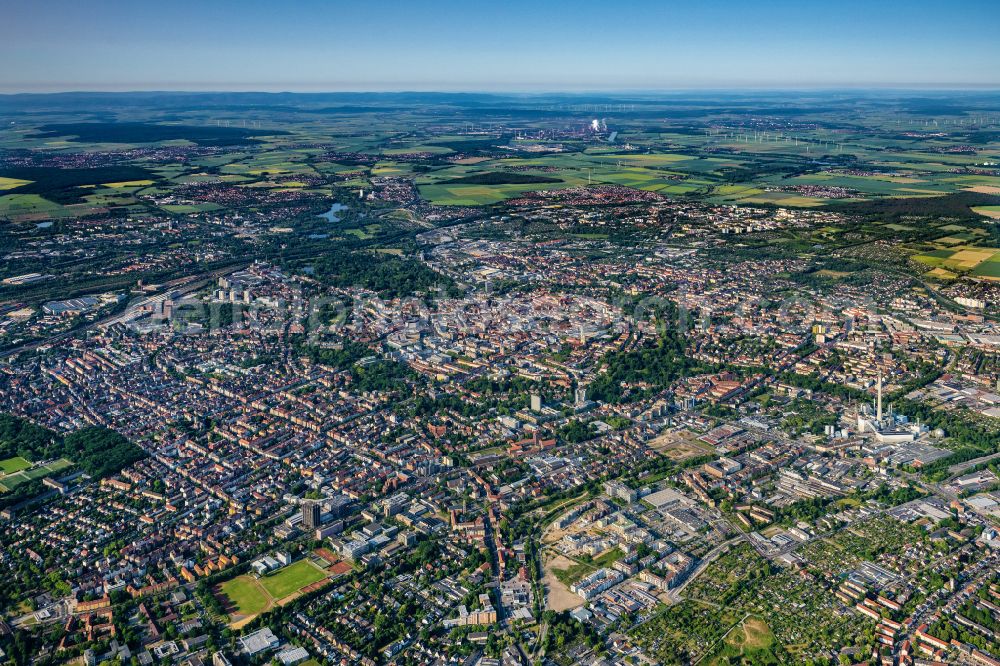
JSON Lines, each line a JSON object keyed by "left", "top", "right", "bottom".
{"left": 2, "top": 0, "right": 999, "bottom": 92}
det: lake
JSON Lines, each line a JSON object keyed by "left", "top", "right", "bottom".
{"left": 319, "top": 202, "right": 347, "bottom": 223}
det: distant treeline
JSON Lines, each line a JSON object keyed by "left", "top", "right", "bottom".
{"left": 0, "top": 165, "right": 160, "bottom": 203}
{"left": 32, "top": 122, "right": 288, "bottom": 146}
{"left": 439, "top": 172, "right": 562, "bottom": 185}
{"left": 427, "top": 138, "right": 507, "bottom": 154}
{"left": 829, "top": 191, "right": 999, "bottom": 220}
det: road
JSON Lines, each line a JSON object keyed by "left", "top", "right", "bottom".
{"left": 946, "top": 450, "right": 1000, "bottom": 479}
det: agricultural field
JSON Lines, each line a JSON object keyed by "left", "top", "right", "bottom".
{"left": 0, "top": 194, "right": 71, "bottom": 220}
{"left": 914, "top": 245, "right": 1000, "bottom": 279}
{"left": 0, "top": 91, "right": 995, "bottom": 224}
{"left": 0, "top": 177, "right": 33, "bottom": 191}
{"left": 973, "top": 205, "right": 1000, "bottom": 219}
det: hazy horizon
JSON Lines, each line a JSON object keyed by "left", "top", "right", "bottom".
{"left": 3, "top": 0, "right": 999, "bottom": 93}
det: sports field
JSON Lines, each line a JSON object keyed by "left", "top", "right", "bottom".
{"left": 0, "top": 456, "right": 32, "bottom": 474}
{"left": 0, "top": 457, "right": 73, "bottom": 492}
{"left": 260, "top": 559, "right": 327, "bottom": 599}
{"left": 218, "top": 576, "right": 270, "bottom": 617}
{"left": 217, "top": 558, "right": 329, "bottom": 624}
{"left": 0, "top": 456, "right": 31, "bottom": 474}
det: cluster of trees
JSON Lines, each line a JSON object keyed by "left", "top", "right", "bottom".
{"left": 773, "top": 496, "right": 837, "bottom": 525}
{"left": 774, "top": 484, "right": 923, "bottom": 526}
{"left": 0, "top": 414, "right": 54, "bottom": 460}
{"left": 195, "top": 580, "right": 228, "bottom": 617}
{"left": 406, "top": 392, "right": 492, "bottom": 419}
{"left": 541, "top": 610, "right": 605, "bottom": 656}
{"left": 631, "top": 600, "right": 735, "bottom": 665}
{"left": 929, "top": 610, "right": 1000, "bottom": 655}
{"left": 33, "top": 122, "right": 286, "bottom": 146}
{"left": 900, "top": 398, "right": 998, "bottom": 449}
{"left": 780, "top": 397, "right": 839, "bottom": 436}
{"left": 718, "top": 159, "right": 802, "bottom": 184}
{"left": 589, "top": 312, "right": 705, "bottom": 404}
{"left": 170, "top": 301, "right": 240, "bottom": 329}
{"left": 775, "top": 371, "right": 867, "bottom": 402}
{"left": 0, "top": 629, "right": 45, "bottom": 666}
{"left": 296, "top": 338, "right": 417, "bottom": 394}
{"left": 60, "top": 427, "right": 145, "bottom": 479}
{"left": 864, "top": 483, "right": 924, "bottom": 506}
{"left": 832, "top": 191, "right": 997, "bottom": 221}
{"left": 298, "top": 338, "right": 371, "bottom": 370}
{"left": 558, "top": 419, "right": 597, "bottom": 443}
{"left": 440, "top": 171, "right": 561, "bottom": 185}
{"left": 310, "top": 250, "right": 452, "bottom": 298}
{"left": 466, "top": 374, "right": 566, "bottom": 403}
{"left": 351, "top": 359, "right": 415, "bottom": 394}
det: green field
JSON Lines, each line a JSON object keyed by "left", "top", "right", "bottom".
{"left": 0, "top": 456, "right": 31, "bottom": 474}
{"left": 218, "top": 577, "right": 270, "bottom": 616}
{"left": 345, "top": 224, "right": 381, "bottom": 240}
{"left": 914, "top": 245, "right": 1000, "bottom": 278}
{"left": 970, "top": 258, "right": 1000, "bottom": 278}
{"left": 218, "top": 558, "right": 328, "bottom": 619}
{"left": 705, "top": 617, "right": 778, "bottom": 665}
{"left": 159, "top": 202, "right": 223, "bottom": 214}
{"left": 551, "top": 560, "right": 595, "bottom": 587}
{"left": 0, "top": 194, "right": 70, "bottom": 219}
{"left": 259, "top": 559, "right": 326, "bottom": 599}
{"left": 0, "top": 457, "right": 73, "bottom": 492}
{"left": 551, "top": 548, "right": 623, "bottom": 586}
{"left": 973, "top": 205, "right": 1000, "bottom": 219}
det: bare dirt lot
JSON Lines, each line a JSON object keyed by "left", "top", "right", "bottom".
{"left": 649, "top": 429, "right": 714, "bottom": 461}
{"left": 542, "top": 553, "right": 584, "bottom": 611}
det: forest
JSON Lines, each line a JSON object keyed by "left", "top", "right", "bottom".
{"left": 32, "top": 122, "right": 287, "bottom": 146}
